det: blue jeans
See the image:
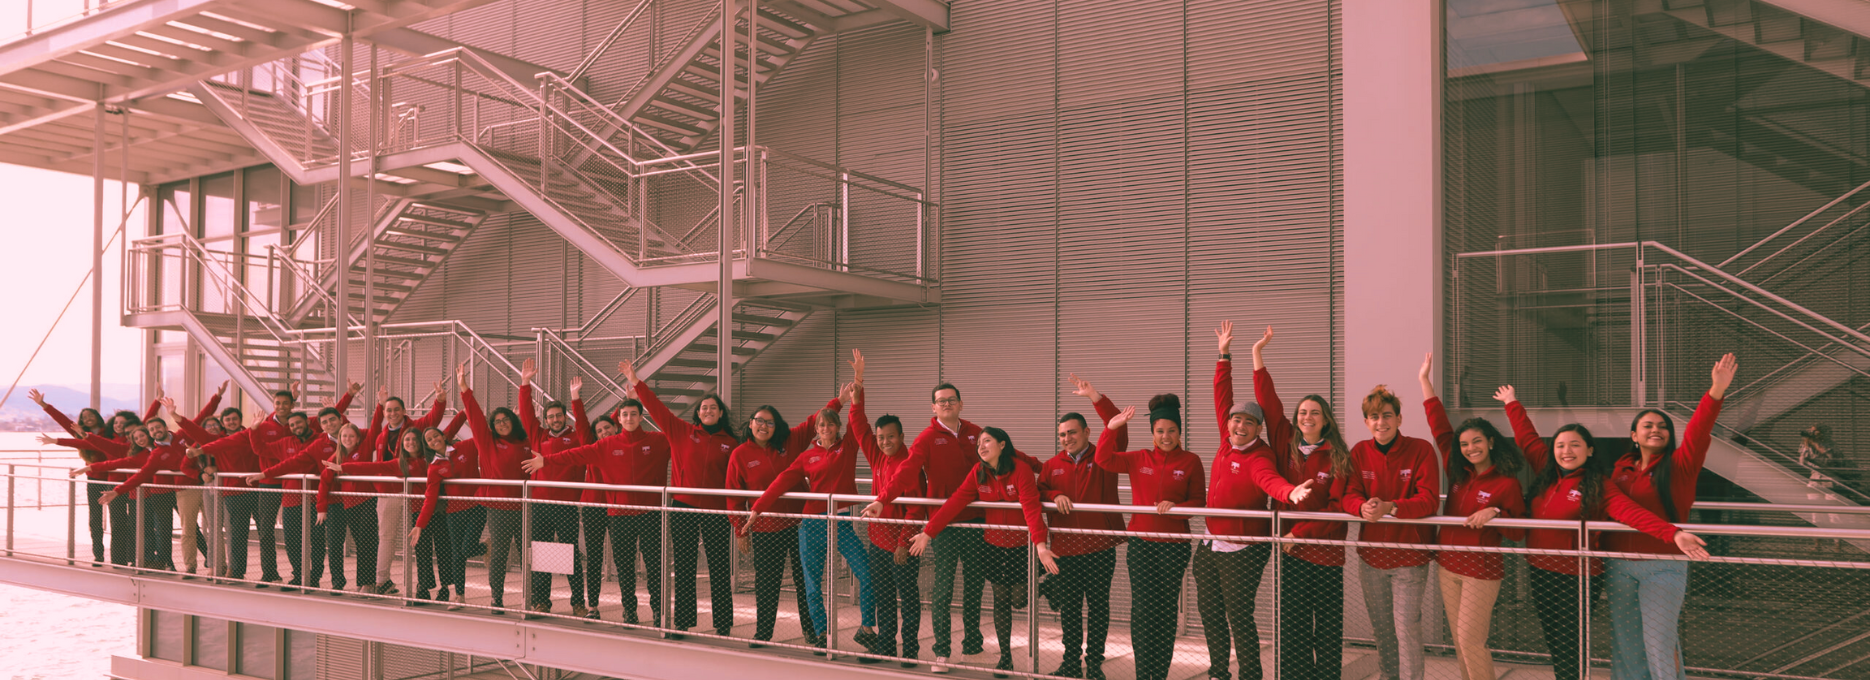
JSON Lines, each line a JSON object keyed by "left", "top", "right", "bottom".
{"left": 1607, "top": 559, "right": 1689, "bottom": 680}
{"left": 797, "top": 509, "right": 875, "bottom": 632}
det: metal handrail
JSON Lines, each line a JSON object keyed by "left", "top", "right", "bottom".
{"left": 130, "top": 232, "right": 329, "bottom": 372}
{"left": 1663, "top": 400, "right": 1870, "bottom": 507}
{"left": 280, "top": 192, "right": 341, "bottom": 263}
{"left": 636, "top": 293, "right": 716, "bottom": 364}
{"left": 766, "top": 201, "right": 831, "bottom": 251}
{"left": 536, "top": 328, "right": 633, "bottom": 405}
{"left": 569, "top": 0, "right": 657, "bottom": 83}
{"left": 1654, "top": 264, "right": 1870, "bottom": 365}
{"left": 1719, "top": 176, "right": 1870, "bottom": 270}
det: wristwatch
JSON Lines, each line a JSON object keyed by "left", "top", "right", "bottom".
{"left": 1219, "top": 353, "right": 1232, "bottom": 360}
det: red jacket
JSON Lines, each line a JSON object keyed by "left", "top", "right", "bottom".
{"left": 925, "top": 460, "right": 1047, "bottom": 548}
{"left": 59, "top": 397, "right": 204, "bottom": 483}
{"left": 1606, "top": 393, "right": 1721, "bottom": 556}
{"left": 1095, "top": 426, "right": 1205, "bottom": 541}
{"left": 463, "top": 388, "right": 530, "bottom": 511}
{"left": 372, "top": 396, "right": 446, "bottom": 461}
{"left": 748, "top": 396, "right": 863, "bottom": 518}
{"left": 417, "top": 434, "right": 485, "bottom": 527}
{"left": 92, "top": 437, "right": 200, "bottom": 497}
{"left": 877, "top": 417, "right": 988, "bottom": 523}
{"left": 256, "top": 433, "right": 339, "bottom": 508}
{"left": 1252, "top": 366, "right": 1349, "bottom": 567}
{"left": 1039, "top": 395, "right": 1127, "bottom": 557}
{"left": 249, "top": 391, "right": 353, "bottom": 449}
{"left": 726, "top": 396, "right": 842, "bottom": 532}
{"left": 180, "top": 419, "right": 270, "bottom": 497}
{"left": 322, "top": 457, "right": 429, "bottom": 513}
{"left": 1206, "top": 440, "right": 1283, "bottom": 539}
{"left": 636, "top": 381, "right": 747, "bottom": 510}
{"left": 61, "top": 433, "right": 133, "bottom": 484}
{"left": 539, "top": 426, "right": 671, "bottom": 516}
{"left": 1342, "top": 427, "right": 1441, "bottom": 569}
{"left": 314, "top": 415, "right": 385, "bottom": 512}
{"left": 1425, "top": 397, "right": 1526, "bottom": 580}
{"left": 521, "top": 385, "right": 589, "bottom": 503}
{"left": 1506, "top": 402, "right": 1682, "bottom": 575}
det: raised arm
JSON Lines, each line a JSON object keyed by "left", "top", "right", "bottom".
{"left": 1678, "top": 354, "right": 1735, "bottom": 474}
{"left": 623, "top": 360, "right": 689, "bottom": 438}
{"left": 1424, "top": 396, "right": 1457, "bottom": 475}
{"left": 31, "top": 390, "right": 80, "bottom": 436}
{"left": 410, "top": 388, "right": 448, "bottom": 430}
{"left": 517, "top": 372, "right": 543, "bottom": 449}
{"left": 194, "top": 382, "right": 227, "bottom": 425}
{"left": 1093, "top": 406, "right": 1136, "bottom": 473}
{"left": 1252, "top": 328, "right": 1293, "bottom": 450}
{"left": 441, "top": 410, "right": 469, "bottom": 440}
{"left": 569, "top": 377, "right": 592, "bottom": 446}
{"left": 1497, "top": 386, "right": 1546, "bottom": 473}
{"left": 1214, "top": 321, "right": 1239, "bottom": 441}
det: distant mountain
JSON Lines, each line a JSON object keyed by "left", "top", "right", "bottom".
{"left": 1, "top": 384, "right": 142, "bottom": 417}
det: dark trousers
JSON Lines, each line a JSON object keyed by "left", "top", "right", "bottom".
{"left": 442, "top": 506, "right": 484, "bottom": 595}
{"left": 83, "top": 479, "right": 106, "bottom": 562}
{"left": 281, "top": 504, "right": 326, "bottom": 587}
{"left": 325, "top": 499, "right": 379, "bottom": 590}
{"left": 982, "top": 543, "right": 1028, "bottom": 657}
{"left": 929, "top": 519, "right": 990, "bottom": 657}
{"left": 669, "top": 502, "right": 733, "bottom": 632}
{"left": 106, "top": 488, "right": 135, "bottom": 566}
{"left": 750, "top": 526, "right": 812, "bottom": 641}
{"left": 1127, "top": 538, "right": 1193, "bottom": 680}
{"left": 1053, "top": 548, "right": 1117, "bottom": 665}
{"left": 608, "top": 512, "right": 663, "bottom": 622}
{"left": 1277, "top": 553, "right": 1344, "bottom": 680}
{"left": 1530, "top": 566, "right": 1602, "bottom": 680}
{"left": 253, "top": 485, "right": 283, "bottom": 581}
{"left": 140, "top": 493, "right": 178, "bottom": 570}
{"left": 527, "top": 503, "right": 587, "bottom": 608}
{"left": 407, "top": 510, "right": 443, "bottom": 594}
{"left": 579, "top": 505, "right": 609, "bottom": 608}
{"left": 485, "top": 508, "right": 522, "bottom": 606}
{"left": 1194, "top": 542, "right": 1272, "bottom": 680}
{"left": 220, "top": 493, "right": 259, "bottom": 579}
{"left": 867, "top": 542, "right": 922, "bottom": 657}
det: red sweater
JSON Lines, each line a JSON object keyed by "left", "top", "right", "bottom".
{"left": 1341, "top": 430, "right": 1441, "bottom": 569}
{"left": 1606, "top": 393, "right": 1722, "bottom": 557}
{"left": 418, "top": 446, "right": 484, "bottom": 527}
{"left": 256, "top": 433, "right": 339, "bottom": 508}
{"left": 521, "top": 386, "right": 590, "bottom": 503}
{"left": 372, "top": 396, "right": 446, "bottom": 460}
{"left": 58, "top": 397, "right": 204, "bottom": 483}
{"left": 93, "top": 438, "right": 200, "bottom": 496}
{"left": 748, "top": 396, "right": 864, "bottom": 518}
{"left": 1039, "top": 395, "right": 1128, "bottom": 557}
{"left": 1506, "top": 402, "right": 1682, "bottom": 574}
{"left": 725, "top": 396, "right": 843, "bottom": 532}
{"left": 1425, "top": 397, "right": 1526, "bottom": 580}
{"left": 250, "top": 391, "right": 353, "bottom": 449}
{"left": 1206, "top": 440, "right": 1283, "bottom": 539}
{"left": 877, "top": 417, "right": 989, "bottom": 523}
{"left": 1095, "top": 427, "right": 1206, "bottom": 541}
{"left": 1252, "top": 366, "right": 1349, "bottom": 567}
{"left": 62, "top": 433, "right": 135, "bottom": 484}
{"left": 322, "top": 458, "right": 429, "bottom": 513}
{"left": 925, "top": 461, "right": 1047, "bottom": 548}
{"left": 315, "top": 419, "right": 385, "bottom": 512}
{"left": 463, "top": 388, "right": 530, "bottom": 511}
{"left": 539, "top": 426, "right": 672, "bottom": 516}
{"left": 636, "top": 381, "right": 745, "bottom": 510}
{"left": 180, "top": 419, "right": 271, "bottom": 497}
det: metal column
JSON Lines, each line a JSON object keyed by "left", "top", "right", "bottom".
{"left": 716, "top": 0, "right": 736, "bottom": 405}
{"left": 92, "top": 103, "right": 104, "bottom": 412}
{"left": 335, "top": 22, "right": 354, "bottom": 401}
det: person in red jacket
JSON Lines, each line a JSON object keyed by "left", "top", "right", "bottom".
{"left": 177, "top": 404, "right": 278, "bottom": 583}
{"left": 1607, "top": 353, "right": 1735, "bottom": 680}
{"left": 725, "top": 382, "right": 843, "bottom": 648}
{"left": 570, "top": 393, "right": 617, "bottom": 619}
{"left": 1035, "top": 374, "right": 1127, "bottom": 680}
{"left": 316, "top": 408, "right": 385, "bottom": 593}
{"left": 367, "top": 383, "right": 446, "bottom": 597}
{"left": 1341, "top": 380, "right": 1441, "bottom": 680}
{"left": 1495, "top": 385, "right": 1707, "bottom": 680}
{"left": 32, "top": 387, "right": 116, "bottom": 564}
{"left": 622, "top": 359, "right": 743, "bottom": 637}
{"left": 324, "top": 426, "right": 446, "bottom": 602}
{"left": 413, "top": 412, "right": 474, "bottom": 609}
{"left": 81, "top": 411, "right": 203, "bottom": 572}
{"left": 1097, "top": 394, "right": 1205, "bottom": 680}
{"left": 859, "top": 405, "right": 926, "bottom": 668}
{"left": 909, "top": 425, "right": 1058, "bottom": 679}
{"left": 459, "top": 362, "right": 532, "bottom": 613}
{"left": 1418, "top": 354, "right": 1525, "bottom": 680}
{"left": 521, "top": 392, "right": 671, "bottom": 625}
{"left": 514, "top": 358, "right": 592, "bottom": 616}
{"left": 1198, "top": 323, "right": 1317, "bottom": 680}
{"left": 1249, "top": 326, "right": 1352, "bottom": 680}
{"left": 245, "top": 411, "right": 337, "bottom": 590}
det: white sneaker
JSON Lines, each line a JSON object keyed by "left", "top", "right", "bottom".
{"left": 931, "top": 657, "right": 949, "bottom": 674}
{"left": 447, "top": 592, "right": 464, "bottom": 611}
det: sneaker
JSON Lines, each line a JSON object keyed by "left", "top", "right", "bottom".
{"left": 378, "top": 580, "right": 399, "bottom": 595}
{"left": 852, "top": 628, "right": 881, "bottom": 653}
{"left": 962, "top": 637, "right": 984, "bottom": 656}
{"left": 1084, "top": 659, "right": 1107, "bottom": 680}
{"left": 931, "top": 657, "right": 949, "bottom": 674}
{"left": 582, "top": 608, "right": 600, "bottom": 621}
{"left": 446, "top": 592, "right": 464, "bottom": 611}
{"left": 993, "top": 654, "right": 1013, "bottom": 679}
{"left": 413, "top": 589, "right": 430, "bottom": 603}
{"left": 809, "top": 635, "right": 827, "bottom": 657}
{"left": 621, "top": 608, "right": 639, "bottom": 625}
{"left": 571, "top": 605, "right": 589, "bottom": 618}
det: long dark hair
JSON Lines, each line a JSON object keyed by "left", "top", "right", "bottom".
{"left": 749, "top": 406, "right": 790, "bottom": 451}
{"left": 690, "top": 393, "right": 739, "bottom": 442}
{"left": 488, "top": 407, "right": 527, "bottom": 442}
{"left": 1288, "top": 395, "right": 1353, "bottom": 479}
{"left": 1628, "top": 409, "right": 1680, "bottom": 522}
{"left": 395, "top": 428, "right": 433, "bottom": 478}
{"left": 975, "top": 426, "right": 1017, "bottom": 484}
{"left": 77, "top": 408, "right": 112, "bottom": 438}
{"left": 1447, "top": 418, "right": 1527, "bottom": 495}
{"left": 1528, "top": 424, "right": 1607, "bottom": 517}
{"left": 110, "top": 410, "right": 142, "bottom": 438}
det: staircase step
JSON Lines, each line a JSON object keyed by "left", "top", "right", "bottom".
{"left": 371, "top": 241, "right": 451, "bottom": 256}
{"left": 684, "top": 343, "right": 758, "bottom": 357}
{"left": 649, "top": 372, "right": 718, "bottom": 384}
{"left": 633, "top": 112, "right": 710, "bottom": 137}
{"left": 699, "top": 328, "right": 778, "bottom": 343}
{"left": 343, "top": 278, "right": 416, "bottom": 293}
{"left": 664, "top": 357, "right": 747, "bottom": 369}
{"left": 396, "top": 214, "right": 477, "bottom": 231}
{"left": 653, "top": 387, "right": 707, "bottom": 398}
{"left": 383, "top": 226, "right": 464, "bottom": 243}
{"left": 664, "top": 81, "right": 722, "bottom": 105}
{"left": 753, "top": 8, "right": 815, "bottom": 40}
{"left": 685, "top": 61, "right": 757, "bottom": 88}
{"left": 699, "top": 45, "right": 785, "bottom": 74}
{"left": 647, "top": 95, "right": 720, "bottom": 121}
{"left": 360, "top": 253, "right": 437, "bottom": 268}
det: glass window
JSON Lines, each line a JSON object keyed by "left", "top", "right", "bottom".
{"left": 157, "top": 352, "right": 185, "bottom": 405}
{"left": 150, "top": 610, "right": 183, "bottom": 661}
{"left": 156, "top": 183, "right": 190, "bottom": 310}
{"left": 246, "top": 166, "right": 284, "bottom": 233}
{"left": 202, "top": 173, "right": 238, "bottom": 242}
{"left": 201, "top": 353, "right": 231, "bottom": 406}
{"left": 192, "top": 616, "right": 229, "bottom": 671}
{"left": 284, "top": 630, "right": 316, "bottom": 680}
{"left": 236, "top": 624, "right": 278, "bottom": 679}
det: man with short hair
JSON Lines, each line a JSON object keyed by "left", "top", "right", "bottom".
{"left": 369, "top": 383, "right": 446, "bottom": 595}
{"left": 1038, "top": 375, "right": 1127, "bottom": 680}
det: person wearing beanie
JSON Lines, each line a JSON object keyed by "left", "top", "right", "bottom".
{"left": 1342, "top": 375, "right": 1442, "bottom": 680}
{"left": 1199, "top": 322, "right": 1318, "bottom": 680}
{"left": 1097, "top": 393, "right": 1205, "bottom": 680}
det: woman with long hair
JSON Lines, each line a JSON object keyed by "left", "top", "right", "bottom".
{"left": 623, "top": 359, "right": 744, "bottom": 636}
{"left": 1419, "top": 354, "right": 1526, "bottom": 680}
{"left": 1605, "top": 354, "right": 1735, "bottom": 680}
{"left": 1098, "top": 394, "right": 1205, "bottom": 680}
{"left": 411, "top": 412, "right": 474, "bottom": 609}
{"left": 459, "top": 362, "right": 531, "bottom": 612}
{"left": 1250, "top": 327, "right": 1352, "bottom": 680}
{"left": 325, "top": 426, "right": 448, "bottom": 602}
{"left": 908, "top": 425, "right": 1058, "bottom": 678}
{"left": 34, "top": 388, "right": 116, "bottom": 564}
{"left": 1495, "top": 385, "right": 1707, "bottom": 680}
{"left": 314, "top": 419, "right": 383, "bottom": 593}
{"left": 725, "top": 384, "right": 844, "bottom": 647}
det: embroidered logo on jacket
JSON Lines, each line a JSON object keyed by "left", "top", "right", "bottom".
{"left": 1362, "top": 470, "right": 1377, "bottom": 481}
{"left": 1567, "top": 488, "right": 1582, "bottom": 502}
{"left": 1230, "top": 461, "right": 1241, "bottom": 474}
{"left": 1172, "top": 469, "right": 1187, "bottom": 480}
{"left": 935, "top": 438, "right": 948, "bottom": 445}
{"left": 1476, "top": 490, "right": 1493, "bottom": 504}
{"left": 747, "top": 459, "right": 761, "bottom": 468}
{"left": 809, "top": 456, "right": 822, "bottom": 464}
{"left": 610, "top": 449, "right": 626, "bottom": 457}
{"left": 1140, "top": 466, "right": 1155, "bottom": 475}
{"left": 1004, "top": 484, "right": 1017, "bottom": 495}
{"left": 1400, "top": 469, "right": 1413, "bottom": 481}
{"left": 978, "top": 484, "right": 992, "bottom": 493}
{"left": 1316, "top": 472, "right": 1332, "bottom": 484}
{"left": 1051, "top": 468, "right": 1065, "bottom": 477}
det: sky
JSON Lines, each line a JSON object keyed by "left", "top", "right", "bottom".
{"left": 0, "top": 162, "right": 144, "bottom": 400}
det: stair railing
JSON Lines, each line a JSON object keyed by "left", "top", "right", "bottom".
{"left": 127, "top": 231, "right": 335, "bottom": 380}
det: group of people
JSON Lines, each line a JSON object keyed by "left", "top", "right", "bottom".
{"left": 36, "top": 322, "right": 1742, "bottom": 680}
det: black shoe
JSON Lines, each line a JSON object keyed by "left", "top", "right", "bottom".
{"left": 809, "top": 635, "right": 827, "bottom": 656}
{"left": 993, "top": 654, "right": 1013, "bottom": 678}
{"left": 715, "top": 627, "right": 733, "bottom": 637}
{"left": 1052, "top": 660, "right": 1084, "bottom": 678}
{"left": 666, "top": 628, "right": 687, "bottom": 641}
{"left": 1084, "top": 659, "right": 1107, "bottom": 680}
{"left": 961, "top": 637, "right": 984, "bottom": 656}
{"left": 852, "top": 628, "right": 881, "bottom": 653}
{"left": 748, "top": 642, "right": 768, "bottom": 649}
{"left": 413, "top": 589, "right": 430, "bottom": 603}
{"left": 900, "top": 662, "right": 919, "bottom": 669}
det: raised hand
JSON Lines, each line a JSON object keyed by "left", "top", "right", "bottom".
{"left": 1675, "top": 530, "right": 1711, "bottom": 560}
{"left": 838, "top": 381, "right": 857, "bottom": 406}
{"left": 519, "top": 452, "right": 546, "bottom": 474}
{"left": 1709, "top": 353, "right": 1738, "bottom": 399}
{"left": 568, "top": 376, "right": 583, "bottom": 398}
{"left": 346, "top": 380, "right": 363, "bottom": 396}
{"left": 376, "top": 384, "right": 390, "bottom": 404}
{"left": 290, "top": 381, "right": 303, "bottom": 398}
{"left": 1288, "top": 478, "right": 1315, "bottom": 505}
{"left": 1251, "top": 326, "right": 1274, "bottom": 369}
{"left": 1068, "top": 373, "right": 1099, "bottom": 404}
{"left": 433, "top": 379, "right": 446, "bottom": 398}
{"left": 849, "top": 349, "right": 865, "bottom": 387}
{"left": 520, "top": 357, "right": 538, "bottom": 384}
{"left": 37, "top": 433, "right": 59, "bottom": 446}
{"left": 1215, "top": 320, "right": 1235, "bottom": 355}
{"left": 27, "top": 388, "right": 47, "bottom": 407}
{"left": 158, "top": 396, "right": 178, "bottom": 415}
{"left": 1493, "top": 385, "right": 1517, "bottom": 405}
{"left": 455, "top": 362, "right": 469, "bottom": 392}
{"left": 1418, "top": 352, "right": 1436, "bottom": 399}
{"left": 1107, "top": 405, "right": 1136, "bottom": 430}
{"left": 216, "top": 380, "right": 230, "bottom": 396}
{"left": 617, "top": 360, "right": 640, "bottom": 385}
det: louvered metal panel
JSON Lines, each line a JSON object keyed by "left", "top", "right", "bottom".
{"left": 735, "top": 309, "right": 839, "bottom": 421}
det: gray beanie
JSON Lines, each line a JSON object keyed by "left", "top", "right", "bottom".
{"left": 1227, "top": 401, "right": 1265, "bottom": 424}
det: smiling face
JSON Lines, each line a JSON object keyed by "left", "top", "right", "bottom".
{"left": 339, "top": 425, "right": 361, "bottom": 451}
{"left": 1152, "top": 419, "right": 1182, "bottom": 452}
{"left": 220, "top": 411, "right": 242, "bottom": 433}
{"left": 543, "top": 405, "right": 567, "bottom": 432}
{"left": 931, "top": 388, "right": 962, "bottom": 422}
{"left": 203, "top": 419, "right": 225, "bottom": 436}
{"left": 145, "top": 419, "right": 170, "bottom": 442}
{"left": 1458, "top": 428, "right": 1493, "bottom": 469}
{"left": 1364, "top": 407, "right": 1400, "bottom": 444}
{"left": 1631, "top": 412, "right": 1672, "bottom": 453}
{"left": 127, "top": 426, "right": 152, "bottom": 449}
{"left": 288, "top": 415, "right": 311, "bottom": 438}
{"left": 617, "top": 406, "right": 643, "bottom": 432}
{"left": 976, "top": 431, "right": 1005, "bottom": 466}
{"left": 111, "top": 414, "right": 134, "bottom": 434}
{"left": 1057, "top": 418, "right": 1088, "bottom": 453}
{"left": 1228, "top": 414, "right": 1263, "bottom": 442}
{"left": 319, "top": 412, "right": 344, "bottom": 436}
{"left": 877, "top": 422, "right": 904, "bottom": 455}
{"left": 384, "top": 398, "right": 407, "bottom": 427}
{"left": 492, "top": 411, "right": 517, "bottom": 437}
{"left": 400, "top": 429, "right": 424, "bottom": 458}
{"left": 594, "top": 419, "right": 620, "bottom": 439}
{"left": 815, "top": 415, "right": 839, "bottom": 447}
{"left": 273, "top": 393, "right": 293, "bottom": 414}
{"left": 1553, "top": 431, "right": 1592, "bottom": 472}
{"left": 79, "top": 410, "right": 105, "bottom": 431}
{"left": 748, "top": 409, "right": 777, "bottom": 444}
{"left": 423, "top": 428, "right": 447, "bottom": 453}
{"left": 1295, "top": 398, "right": 1328, "bottom": 442}
{"left": 697, "top": 398, "right": 724, "bottom": 426}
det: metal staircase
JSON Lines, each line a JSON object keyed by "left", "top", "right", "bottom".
{"left": 1661, "top": 0, "right": 1870, "bottom": 89}
{"left": 283, "top": 198, "right": 491, "bottom": 328}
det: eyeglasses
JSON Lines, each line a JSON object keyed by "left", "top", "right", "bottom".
{"left": 933, "top": 397, "right": 960, "bottom": 406}
{"left": 749, "top": 418, "right": 775, "bottom": 427}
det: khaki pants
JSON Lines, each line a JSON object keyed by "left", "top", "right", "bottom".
{"left": 376, "top": 495, "right": 406, "bottom": 584}
{"left": 1438, "top": 568, "right": 1502, "bottom": 680}
{"left": 176, "top": 489, "right": 203, "bottom": 573}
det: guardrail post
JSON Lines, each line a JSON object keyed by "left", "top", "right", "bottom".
{"left": 520, "top": 482, "right": 533, "bottom": 616}
{"left": 5, "top": 464, "right": 14, "bottom": 555}
{"left": 1026, "top": 538, "right": 1038, "bottom": 674}
{"left": 1577, "top": 517, "right": 1591, "bottom": 679}
{"left": 1631, "top": 263, "right": 1646, "bottom": 405}
{"left": 402, "top": 478, "right": 414, "bottom": 605}
{"left": 68, "top": 476, "right": 78, "bottom": 562}
{"left": 135, "top": 488, "right": 145, "bottom": 570}
{"left": 1270, "top": 509, "right": 1281, "bottom": 680}
{"left": 825, "top": 494, "right": 838, "bottom": 658}
{"left": 660, "top": 486, "right": 672, "bottom": 636}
